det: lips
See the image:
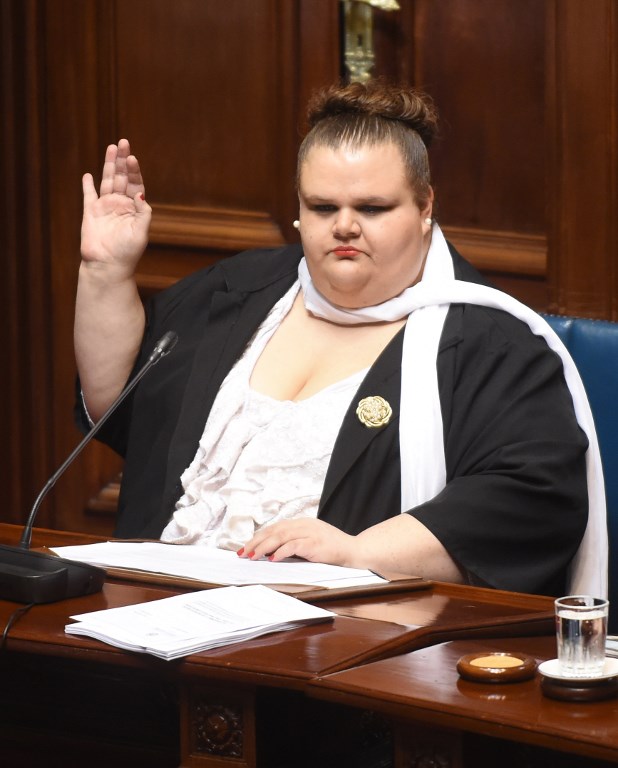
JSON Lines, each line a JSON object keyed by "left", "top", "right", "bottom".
{"left": 332, "top": 246, "right": 361, "bottom": 256}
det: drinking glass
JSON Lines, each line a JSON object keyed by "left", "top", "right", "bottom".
{"left": 555, "top": 595, "right": 609, "bottom": 678}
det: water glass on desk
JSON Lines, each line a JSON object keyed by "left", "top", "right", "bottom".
{"left": 555, "top": 595, "right": 609, "bottom": 677}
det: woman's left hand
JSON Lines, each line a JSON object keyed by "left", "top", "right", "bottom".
{"left": 238, "top": 518, "right": 357, "bottom": 567}
{"left": 238, "top": 514, "right": 465, "bottom": 584}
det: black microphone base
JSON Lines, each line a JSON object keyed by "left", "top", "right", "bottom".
{"left": 0, "top": 544, "right": 106, "bottom": 604}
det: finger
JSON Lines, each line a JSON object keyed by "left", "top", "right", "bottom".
{"left": 251, "top": 531, "right": 293, "bottom": 561}
{"left": 238, "top": 530, "right": 278, "bottom": 559}
{"left": 236, "top": 542, "right": 258, "bottom": 558}
{"left": 99, "top": 143, "right": 118, "bottom": 195}
{"left": 126, "top": 154, "right": 146, "bottom": 199}
{"left": 117, "top": 137, "right": 131, "bottom": 156}
{"left": 82, "top": 173, "right": 98, "bottom": 209}
{"left": 112, "top": 139, "right": 130, "bottom": 195}
{"left": 133, "top": 190, "right": 151, "bottom": 216}
{"left": 266, "top": 546, "right": 290, "bottom": 562}
{"left": 267, "top": 539, "right": 307, "bottom": 562}
{"left": 244, "top": 539, "right": 271, "bottom": 560}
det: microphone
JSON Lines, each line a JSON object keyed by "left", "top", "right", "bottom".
{"left": 0, "top": 331, "right": 179, "bottom": 604}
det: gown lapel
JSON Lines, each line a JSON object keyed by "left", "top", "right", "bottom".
{"left": 319, "top": 328, "right": 404, "bottom": 511}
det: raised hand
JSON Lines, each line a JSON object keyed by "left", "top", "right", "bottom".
{"left": 81, "top": 139, "right": 152, "bottom": 278}
{"left": 75, "top": 139, "right": 149, "bottom": 419}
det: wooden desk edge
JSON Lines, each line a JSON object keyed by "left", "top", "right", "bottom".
{"left": 306, "top": 677, "right": 618, "bottom": 764}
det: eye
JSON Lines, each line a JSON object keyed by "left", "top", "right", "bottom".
{"left": 358, "top": 205, "right": 390, "bottom": 215}
{"left": 310, "top": 204, "right": 337, "bottom": 214}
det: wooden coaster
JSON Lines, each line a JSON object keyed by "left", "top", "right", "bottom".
{"left": 541, "top": 675, "right": 618, "bottom": 702}
{"left": 457, "top": 652, "right": 537, "bottom": 683}
{"left": 538, "top": 658, "right": 618, "bottom": 701}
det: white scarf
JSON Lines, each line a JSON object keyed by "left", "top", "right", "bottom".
{"left": 299, "top": 224, "right": 608, "bottom": 597}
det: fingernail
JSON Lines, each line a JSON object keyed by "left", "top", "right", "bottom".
{"left": 247, "top": 551, "right": 256, "bottom": 559}
{"left": 268, "top": 554, "right": 275, "bottom": 561}
{"left": 237, "top": 547, "right": 244, "bottom": 557}
{"left": 139, "top": 193, "right": 145, "bottom": 201}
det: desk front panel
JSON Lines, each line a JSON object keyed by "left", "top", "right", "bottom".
{"left": 0, "top": 524, "right": 560, "bottom": 767}
{"left": 310, "top": 635, "right": 618, "bottom": 765}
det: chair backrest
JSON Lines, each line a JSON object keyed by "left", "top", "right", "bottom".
{"left": 543, "top": 314, "right": 618, "bottom": 630}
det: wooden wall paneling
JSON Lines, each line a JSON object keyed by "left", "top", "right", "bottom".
{"left": 1, "top": 0, "right": 26, "bottom": 522}
{"left": 35, "top": 0, "right": 341, "bottom": 534}
{"left": 415, "top": 0, "right": 547, "bottom": 233}
{"left": 297, "top": 0, "right": 343, "bottom": 131}
{"left": 367, "top": 0, "right": 550, "bottom": 309}
{"left": 103, "top": 0, "right": 339, "bottom": 286}
{"left": 0, "top": 0, "right": 54, "bottom": 527}
{"left": 374, "top": 0, "right": 618, "bottom": 319}
{"left": 42, "top": 0, "right": 123, "bottom": 535}
{"left": 113, "top": 0, "right": 288, "bottom": 251}
{"left": 546, "top": 0, "right": 618, "bottom": 319}
{"left": 280, "top": 0, "right": 342, "bottom": 229}
{"left": 372, "top": 0, "right": 415, "bottom": 84}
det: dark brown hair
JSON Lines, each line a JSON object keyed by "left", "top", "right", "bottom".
{"left": 297, "top": 80, "right": 438, "bottom": 208}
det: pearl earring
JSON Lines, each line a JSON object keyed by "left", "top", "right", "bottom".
{"left": 424, "top": 217, "right": 433, "bottom": 226}
{"left": 293, "top": 220, "right": 300, "bottom": 230}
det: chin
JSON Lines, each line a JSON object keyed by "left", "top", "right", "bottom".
{"left": 317, "top": 281, "right": 367, "bottom": 307}
{"left": 316, "top": 271, "right": 372, "bottom": 304}
{"left": 325, "top": 289, "right": 380, "bottom": 310}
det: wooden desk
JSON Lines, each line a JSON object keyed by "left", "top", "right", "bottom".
{"left": 0, "top": 525, "right": 556, "bottom": 767}
{"left": 310, "top": 635, "right": 618, "bottom": 766}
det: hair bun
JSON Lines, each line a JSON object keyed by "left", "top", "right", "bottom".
{"left": 307, "top": 80, "right": 438, "bottom": 148}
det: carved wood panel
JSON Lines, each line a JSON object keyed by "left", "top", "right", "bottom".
{"left": 395, "top": 720, "right": 463, "bottom": 768}
{"left": 181, "top": 682, "right": 256, "bottom": 767}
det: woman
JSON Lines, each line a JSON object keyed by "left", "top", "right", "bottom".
{"left": 75, "top": 81, "right": 600, "bottom": 596}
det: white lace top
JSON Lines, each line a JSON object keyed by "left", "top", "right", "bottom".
{"left": 160, "top": 281, "right": 368, "bottom": 550}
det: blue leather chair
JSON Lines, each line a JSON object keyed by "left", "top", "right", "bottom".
{"left": 542, "top": 315, "right": 618, "bottom": 631}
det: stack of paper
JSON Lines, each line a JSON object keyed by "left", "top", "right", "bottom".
{"left": 65, "top": 584, "right": 335, "bottom": 660}
{"left": 52, "top": 541, "right": 386, "bottom": 589}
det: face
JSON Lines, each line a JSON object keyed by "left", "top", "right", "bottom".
{"left": 297, "top": 142, "right": 433, "bottom": 309}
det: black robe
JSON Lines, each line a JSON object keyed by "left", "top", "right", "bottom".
{"left": 76, "top": 243, "right": 588, "bottom": 595}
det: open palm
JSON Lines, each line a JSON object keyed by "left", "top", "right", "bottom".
{"left": 81, "top": 139, "right": 151, "bottom": 276}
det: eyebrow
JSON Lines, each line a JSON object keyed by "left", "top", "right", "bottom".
{"left": 301, "top": 194, "right": 395, "bottom": 205}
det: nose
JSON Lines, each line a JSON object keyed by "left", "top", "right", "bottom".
{"left": 333, "top": 208, "right": 360, "bottom": 239}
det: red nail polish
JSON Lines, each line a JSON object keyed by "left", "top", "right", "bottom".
{"left": 237, "top": 547, "right": 244, "bottom": 557}
{"left": 139, "top": 193, "right": 145, "bottom": 201}
{"left": 248, "top": 551, "right": 256, "bottom": 559}
{"left": 268, "top": 554, "right": 275, "bottom": 561}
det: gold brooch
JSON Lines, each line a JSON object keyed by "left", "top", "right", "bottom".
{"left": 356, "top": 396, "right": 392, "bottom": 428}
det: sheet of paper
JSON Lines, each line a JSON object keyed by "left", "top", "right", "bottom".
{"left": 65, "top": 584, "right": 335, "bottom": 659}
{"left": 52, "top": 541, "right": 386, "bottom": 588}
